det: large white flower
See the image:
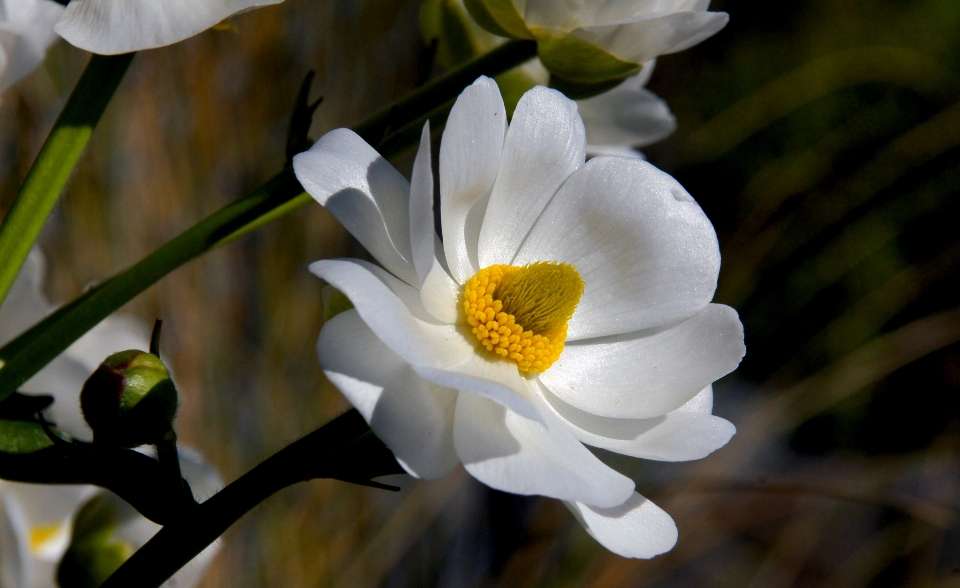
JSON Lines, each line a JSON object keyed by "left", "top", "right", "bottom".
{"left": 465, "top": 0, "right": 728, "bottom": 86}
{"left": 0, "top": 0, "right": 63, "bottom": 92}
{"left": 293, "top": 77, "right": 744, "bottom": 558}
{"left": 0, "top": 251, "right": 222, "bottom": 586}
{"left": 53, "top": 0, "right": 283, "bottom": 55}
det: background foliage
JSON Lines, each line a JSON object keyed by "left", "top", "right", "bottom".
{"left": 2, "top": 0, "right": 959, "bottom": 586}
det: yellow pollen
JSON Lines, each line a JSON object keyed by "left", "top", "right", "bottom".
{"left": 28, "top": 523, "right": 62, "bottom": 554}
{"left": 462, "top": 262, "right": 584, "bottom": 373}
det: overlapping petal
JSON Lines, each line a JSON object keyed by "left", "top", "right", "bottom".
{"left": 319, "top": 310, "right": 459, "bottom": 479}
{"left": 566, "top": 492, "right": 678, "bottom": 559}
{"left": 310, "top": 258, "right": 542, "bottom": 422}
{"left": 515, "top": 156, "right": 721, "bottom": 340}
{"left": 539, "top": 304, "right": 744, "bottom": 418}
{"left": 571, "top": 10, "right": 728, "bottom": 64}
{"left": 439, "top": 76, "right": 507, "bottom": 283}
{"left": 55, "top": 0, "right": 283, "bottom": 54}
{"left": 477, "top": 85, "right": 585, "bottom": 268}
{"left": 536, "top": 383, "right": 736, "bottom": 461}
{"left": 454, "top": 392, "right": 635, "bottom": 507}
{"left": 294, "top": 129, "right": 418, "bottom": 286}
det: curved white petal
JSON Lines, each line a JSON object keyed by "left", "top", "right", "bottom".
{"left": 524, "top": 0, "right": 710, "bottom": 30}
{"left": 410, "top": 122, "right": 436, "bottom": 287}
{"left": 515, "top": 156, "right": 721, "bottom": 340}
{"left": 566, "top": 492, "right": 678, "bottom": 559}
{"left": 420, "top": 260, "right": 460, "bottom": 324}
{"left": 536, "top": 382, "right": 736, "bottom": 461}
{"left": 578, "top": 74, "right": 676, "bottom": 150}
{"left": 478, "top": 85, "right": 585, "bottom": 268}
{"left": 309, "top": 258, "right": 541, "bottom": 422}
{"left": 454, "top": 392, "right": 635, "bottom": 507}
{"left": 177, "top": 445, "right": 224, "bottom": 502}
{"left": 0, "top": 0, "right": 63, "bottom": 92}
{"left": 319, "top": 310, "right": 459, "bottom": 479}
{"left": 571, "top": 11, "right": 728, "bottom": 64}
{"left": 54, "top": 0, "right": 283, "bottom": 54}
{"left": 439, "top": 76, "right": 507, "bottom": 283}
{"left": 0, "top": 491, "right": 27, "bottom": 588}
{"left": 540, "top": 305, "right": 744, "bottom": 418}
{"left": 293, "top": 128, "right": 418, "bottom": 286}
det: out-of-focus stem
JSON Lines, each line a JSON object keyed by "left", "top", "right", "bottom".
{"left": 0, "top": 53, "right": 134, "bottom": 309}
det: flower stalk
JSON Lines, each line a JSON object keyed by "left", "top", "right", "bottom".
{"left": 0, "top": 52, "right": 134, "bottom": 309}
{"left": 0, "top": 40, "right": 537, "bottom": 402}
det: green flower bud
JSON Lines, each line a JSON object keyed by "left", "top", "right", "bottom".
{"left": 80, "top": 350, "right": 178, "bottom": 447}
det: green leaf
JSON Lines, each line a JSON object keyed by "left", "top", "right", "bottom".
{"left": 534, "top": 28, "right": 641, "bottom": 86}
{"left": 0, "top": 419, "right": 55, "bottom": 454}
{"left": 463, "top": 0, "right": 532, "bottom": 40}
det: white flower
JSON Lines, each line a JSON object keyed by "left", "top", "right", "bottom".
{"left": 465, "top": 0, "right": 728, "bottom": 85}
{"left": 0, "top": 251, "right": 222, "bottom": 586}
{"left": 294, "top": 78, "right": 744, "bottom": 558}
{"left": 53, "top": 0, "right": 283, "bottom": 55}
{"left": 0, "top": 0, "right": 63, "bottom": 92}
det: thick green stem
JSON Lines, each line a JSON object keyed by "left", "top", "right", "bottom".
{"left": 0, "top": 40, "right": 537, "bottom": 401}
{"left": 0, "top": 53, "right": 134, "bottom": 309}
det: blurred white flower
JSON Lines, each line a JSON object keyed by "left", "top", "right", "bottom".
{"left": 422, "top": 0, "right": 676, "bottom": 158}
{"left": 464, "top": 0, "right": 728, "bottom": 86}
{"left": 294, "top": 77, "right": 745, "bottom": 558}
{"left": 0, "top": 0, "right": 63, "bottom": 92}
{"left": 53, "top": 0, "right": 284, "bottom": 55}
{"left": 0, "top": 250, "right": 223, "bottom": 586}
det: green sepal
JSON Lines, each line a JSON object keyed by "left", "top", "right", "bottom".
{"left": 321, "top": 286, "right": 355, "bottom": 323}
{"left": 463, "top": 0, "right": 532, "bottom": 40}
{"left": 548, "top": 73, "right": 630, "bottom": 100}
{"left": 534, "top": 29, "right": 641, "bottom": 86}
{"left": 0, "top": 419, "right": 56, "bottom": 454}
{"left": 58, "top": 494, "right": 135, "bottom": 588}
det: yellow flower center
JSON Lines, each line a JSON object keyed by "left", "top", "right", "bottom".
{"left": 462, "top": 262, "right": 584, "bottom": 373}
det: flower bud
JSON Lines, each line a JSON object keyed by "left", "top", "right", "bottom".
{"left": 80, "top": 350, "right": 178, "bottom": 447}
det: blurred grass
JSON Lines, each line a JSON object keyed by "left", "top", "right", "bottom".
{"left": 2, "top": 0, "right": 960, "bottom": 586}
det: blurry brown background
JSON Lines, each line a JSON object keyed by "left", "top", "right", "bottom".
{"left": 2, "top": 0, "right": 959, "bottom": 586}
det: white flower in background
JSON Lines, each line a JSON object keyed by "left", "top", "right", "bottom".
{"left": 294, "top": 78, "right": 745, "bottom": 558}
{"left": 0, "top": 250, "right": 223, "bottom": 586}
{"left": 53, "top": 0, "right": 283, "bottom": 55}
{"left": 463, "top": 0, "right": 728, "bottom": 86}
{"left": 422, "top": 0, "right": 676, "bottom": 159}
{"left": 0, "top": 0, "right": 63, "bottom": 92}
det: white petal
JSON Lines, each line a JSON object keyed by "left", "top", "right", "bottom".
{"left": 409, "top": 122, "right": 436, "bottom": 287}
{"left": 539, "top": 305, "right": 744, "bottom": 418}
{"left": 524, "top": 0, "right": 710, "bottom": 29}
{"left": 294, "top": 129, "right": 418, "bottom": 286}
{"left": 478, "top": 86, "right": 586, "bottom": 268}
{"left": 177, "top": 446, "right": 224, "bottom": 502}
{"left": 571, "top": 11, "right": 728, "bottom": 64}
{"left": 319, "top": 310, "right": 459, "bottom": 479}
{"left": 310, "top": 258, "right": 541, "bottom": 422}
{"left": 586, "top": 145, "right": 644, "bottom": 159}
{"left": 54, "top": 0, "right": 283, "bottom": 54}
{"left": 454, "top": 392, "right": 635, "bottom": 507}
{"left": 578, "top": 75, "right": 676, "bottom": 150}
{"left": 0, "top": 0, "right": 63, "bottom": 92}
{"left": 673, "top": 384, "right": 713, "bottom": 414}
{"left": 515, "top": 156, "right": 720, "bottom": 340}
{"left": 419, "top": 259, "right": 460, "bottom": 324}
{"left": 566, "top": 492, "right": 677, "bottom": 559}
{"left": 0, "top": 492, "right": 27, "bottom": 588}
{"left": 439, "top": 76, "right": 507, "bottom": 283}
{"left": 536, "top": 382, "right": 736, "bottom": 461}
{"left": 0, "top": 247, "right": 51, "bottom": 347}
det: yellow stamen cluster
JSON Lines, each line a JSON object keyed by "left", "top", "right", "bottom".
{"left": 462, "top": 262, "right": 584, "bottom": 373}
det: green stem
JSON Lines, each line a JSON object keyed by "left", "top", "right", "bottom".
{"left": 0, "top": 40, "right": 537, "bottom": 401}
{"left": 0, "top": 53, "right": 134, "bottom": 309}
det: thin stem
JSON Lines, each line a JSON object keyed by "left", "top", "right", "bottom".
{"left": 0, "top": 40, "right": 537, "bottom": 401}
{"left": 100, "top": 410, "right": 403, "bottom": 588}
{"left": 0, "top": 53, "right": 134, "bottom": 309}
{"left": 156, "top": 431, "right": 191, "bottom": 506}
